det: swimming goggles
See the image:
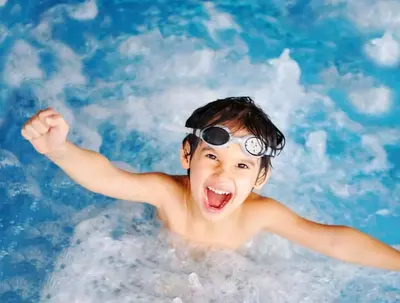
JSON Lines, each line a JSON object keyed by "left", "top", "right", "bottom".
{"left": 166, "top": 124, "right": 274, "bottom": 157}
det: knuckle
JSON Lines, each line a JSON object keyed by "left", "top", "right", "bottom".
{"left": 31, "top": 118, "right": 40, "bottom": 127}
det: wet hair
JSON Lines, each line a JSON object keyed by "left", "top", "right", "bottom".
{"left": 182, "top": 96, "right": 285, "bottom": 183}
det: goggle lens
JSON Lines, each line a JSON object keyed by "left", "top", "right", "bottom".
{"left": 245, "top": 137, "right": 266, "bottom": 156}
{"left": 202, "top": 127, "right": 230, "bottom": 146}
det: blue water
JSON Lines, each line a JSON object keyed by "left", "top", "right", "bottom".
{"left": 0, "top": 0, "right": 399, "bottom": 302}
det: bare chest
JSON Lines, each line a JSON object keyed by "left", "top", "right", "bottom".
{"left": 157, "top": 208, "right": 256, "bottom": 250}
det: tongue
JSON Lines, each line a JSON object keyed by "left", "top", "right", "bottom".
{"left": 207, "top": 188, "right": 228, "bottom": 208}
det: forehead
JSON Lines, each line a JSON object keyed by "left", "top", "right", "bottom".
{"left": 219, "top": 121, "right": 253, "bottom": 137}
{"left": 231, "top": 127, "right": 252, "bottom": 137}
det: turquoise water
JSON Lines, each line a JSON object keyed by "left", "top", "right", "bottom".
{"left": 0, "top": 0, "right": 399, "bottom": 302}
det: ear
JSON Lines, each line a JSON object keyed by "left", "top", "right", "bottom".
{"left": 254, "top": 167, "right": 271, "bottom": 190}
{"left": 180, "top": 141, "right": 191, "bottom": 170}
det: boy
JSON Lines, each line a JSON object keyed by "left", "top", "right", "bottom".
{"left": 21, "top": 97, "right": 400, "bottom": 270}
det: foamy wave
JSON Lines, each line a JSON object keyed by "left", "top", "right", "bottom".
{"left": 321, "top": 67, "right": 393, "bottom": 115}
{"left": 0, "top": 24, "right": 7, "bottom": 43}
{"left": 204, "top": 2, "right": 241, "bottom": 40}
{"left": 40, "top": 205, "right": 399, "bottom": 303}
{"left": 361, "top": 135, "right": 389, "bottom": 173}
{"left": 0, "top": 0, "right": 7, "bottom": 7}
{"left": 4, "top": 40, "right": 44, "bottom": 87}
{"left": 305, "top": 131, "right": 329, "bottom": 169}
{"left": 67, "top": 0, "right": 98, "bottom": 21}
{"left": 0, "top": 149, "right": 20, "bottom": 168}
{"left": 348, "top": 85, "right": 392, "bottom": 115}
{"left": 376, "top": 208, "right": 391, "bottom": 216}
{"left": 364, "top": 32, "right": 400, "bottom": 66}
{"left": 119, "top": 36, "right": 150, "bottom": 57}
{"left": 347, "top": 0, "right": 400, "bottom": 32}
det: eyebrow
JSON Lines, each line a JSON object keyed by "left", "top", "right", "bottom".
{"left": 200, "top": 146, "right": 215, "bottom": 153}
{"left": 200, "top": 146, "right": 257, "bottom": 167}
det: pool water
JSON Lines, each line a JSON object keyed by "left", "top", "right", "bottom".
{"left": 0, "top": 0, "right": 399, "bottom": 302}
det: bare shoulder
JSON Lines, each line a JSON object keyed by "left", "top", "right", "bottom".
{"left": 152, "top": 174, "right": 189, "bottom": 223}
{"left": 152, "top": 173, "right": 189, "bottom": 206}
{"left": 242, "top": 194, "right": 297, "bottom": 232}
{"left": 111, "top": 170, "right": 186, "bottom": 208}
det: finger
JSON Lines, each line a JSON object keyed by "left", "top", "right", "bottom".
{"left": 21, "top": 127, "right": 33, "bottom": 140}
{"left": 38, "top": 108, "right": 58, "bottom": 122}
{"left": 45, "top": 114, "right": 65, "bottom": 127}
{"left": 31, "top": 117, "right": 50, "bottom": 135}
{"left": 25, "top": 124, "right": 41, "bottom": 139}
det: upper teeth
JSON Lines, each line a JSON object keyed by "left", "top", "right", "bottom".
{"left": 207, "top": 186, "right": 231, "bottom": 195}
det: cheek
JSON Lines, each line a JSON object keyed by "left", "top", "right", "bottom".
{"left": 235, "top": 173, "right": 257, "bottom": 194}
{"left": 189, "top": 160, "right": 210, "bottom": 187}
{"left": 192, "top": 157, "right": 213, "bottom": 175}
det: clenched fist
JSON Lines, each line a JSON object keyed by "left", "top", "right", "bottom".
{"left": 21, "top": 108, "right": 69, "bottom": 155}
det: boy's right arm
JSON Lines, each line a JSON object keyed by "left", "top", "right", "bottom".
{"left": 21, "top": 108, "right": 174, "bottom": 208}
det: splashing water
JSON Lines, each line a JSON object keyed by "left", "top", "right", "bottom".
{"left": 0, "top": 0, "right": 399, "bottom": 302}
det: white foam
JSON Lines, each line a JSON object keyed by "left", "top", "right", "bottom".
{"left": 361, "top": 135, "right": 389, "bottom": 173}
{"left": 346, "top": 0, "right": 400, "bottom": 32}
{"left": 33, "top": 41, "right": 86, "bottom": 108}
{"left": 348, "top": 85, "right": 392, "bottom": 115}
{"left": 67, "top": 0, "right": 98, "bottom": 21}
{"left": 78, "top": 125, "right": 103, "bottom": 152}
{"left": 119, "top": 36, "right": 150, "bottom": 57}
{"left": 4, "top": 40, "right": 44, "bottom": 87}
{"left": 204, "top": 2, "right": 239, "bottom": 30}
{"left": 0, "top": 0, "right": 7, "bottom": 7}
{"left": 305, "top": 131, "right": 330, "bottom": 172}
{"left": 330, "top": 182, "right": 351, "bottom": 198}
{"left": 32, "top": 20, "right": 52, "bottom": 42}
{"left": 0, "top": 24, "right": 7, "bottom": 43}
{"left": 368, "top": 128, "right": 400, "bottom": 145}
{"left": 376, "top": 209, "right": 391, "bottom": 216}
{"left": 52, "top": 43, "right": 86, "bottom": 86}
{"left": 306, "top": 131, "right": 327, "bottom": 157}
{"left": 204, "top": 2, "right": 241, "bottom": 39}
{"left": 89, "top": 34, "right": 304, "bottom": 144}
{"left": 40, "top": 205, "right": 372, "bottom": 303}
{"left": 0, "top": 149, "right": 20, "bottom": 168}
{"left": 321, "top": 66, "right": 394, "bottom": 115}
{"left": 364, "top": 32, "right": 400, "bottom": 66}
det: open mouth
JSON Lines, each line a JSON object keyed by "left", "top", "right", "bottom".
{"left": 204, "top": 186, "right": 233, "bottom": 212}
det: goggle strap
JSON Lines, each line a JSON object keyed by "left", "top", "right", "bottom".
{"left": 161, "top": 123, "right": 195, "bottom": 135}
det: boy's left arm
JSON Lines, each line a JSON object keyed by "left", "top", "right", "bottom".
{"left": 258, "top": 199, "right": 400, "bottom": 271}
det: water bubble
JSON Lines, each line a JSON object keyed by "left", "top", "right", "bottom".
{"left": 188, "top": 272, "right": 202, "bottom": 288}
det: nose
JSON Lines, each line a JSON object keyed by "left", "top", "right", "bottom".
{"left": 214, "top": 163, "right": 230, "bottom": 178}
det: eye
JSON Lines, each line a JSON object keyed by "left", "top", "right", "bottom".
{"left": 206, "top": 153, "right": 217, "bottom": 160}
{"left": 238, "top": 163, "right": 249, "bottom": 169}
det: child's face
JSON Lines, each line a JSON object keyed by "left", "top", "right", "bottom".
{"left": 181, "top": 127, "right": 268, "bottom": 221}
